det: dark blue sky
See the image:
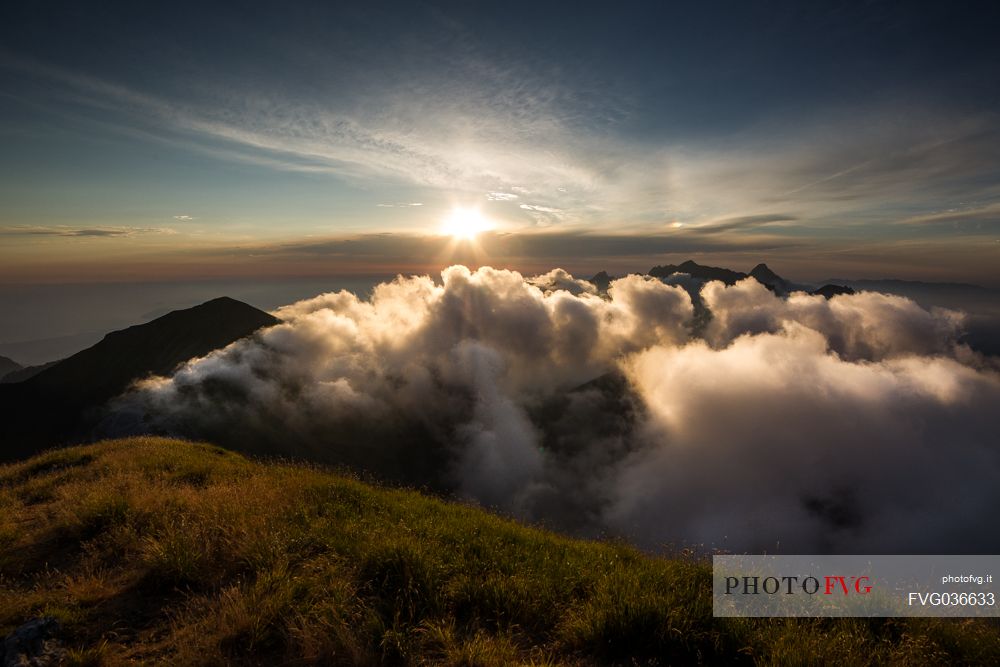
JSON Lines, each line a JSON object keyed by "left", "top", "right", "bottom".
{"left": 6, "top": 2, "right": 998, "bottom": 135}
{"left": 1, "top": 0, "right": 999, "bottom": 286}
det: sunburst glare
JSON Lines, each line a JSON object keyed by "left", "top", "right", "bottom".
{"left": 440, "top": 207, "right": 491, "bottom": 240}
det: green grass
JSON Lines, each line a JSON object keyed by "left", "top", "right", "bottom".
{"left": 1, "top": 438, "right": 998, "bottom": 665}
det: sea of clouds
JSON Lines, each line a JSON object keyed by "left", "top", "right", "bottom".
{"left": 112, "top": 266, "right": 1000, "bottom": 553}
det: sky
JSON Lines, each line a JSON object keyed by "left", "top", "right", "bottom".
{"left": 1, "top": 0, "right": 999, "bottom": 292}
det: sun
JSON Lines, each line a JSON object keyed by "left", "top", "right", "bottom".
{"left": 440, "top": 207, "right": 491, "bottom": 240}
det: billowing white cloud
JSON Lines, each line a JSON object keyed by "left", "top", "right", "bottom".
{"left": 702, "top": 278, "right": 967, "bottom": 361}
{"left": 619, "top": 325, "right": 1000, "bottom": 552}
{"left": 526, "top": 268, "right": 597, "bottom": 296}
{"left": 111, "top": 267, "right": 1000, "bottom": 553}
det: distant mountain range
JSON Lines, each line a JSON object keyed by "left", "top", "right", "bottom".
{"left": 0, "top": 360, "right": 57, "bottom": 384}
{"left": 0, "top": 354, "right": 21, "bottom": 379}
{"left": 618, "top": 260, "right": 852, "bottom": 298}
{"left": 0, "top": 297, "right": 279, "bottom": 462}
{"left": 649, "top": 259, "right": 749, "bottom": 285}
{"left": 824, "top": 278, "right": 998, "bottom": 305}
{"left": 0, "top": 330, "right": 107, "bottom": 368}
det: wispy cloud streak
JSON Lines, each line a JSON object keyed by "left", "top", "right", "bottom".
{"left": 1, "top": 225, "right": 175, "bottom": 237}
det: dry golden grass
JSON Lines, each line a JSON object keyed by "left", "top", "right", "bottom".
{"left": 1, "top": 437, "right": 998, "bottom": 665}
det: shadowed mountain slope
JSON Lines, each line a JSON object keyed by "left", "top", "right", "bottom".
{"left": 749, "top": 262, "right": 796, "bottom": 294}
{"left": 22, "top": 297, "right": 278, "bottom": 402}
{"left": 0, "top": 297, "right": 279, "bottom": 462}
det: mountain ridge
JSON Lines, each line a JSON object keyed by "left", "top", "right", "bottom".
{"left": 649, "top": 260, "right": 748, "bottom": 285}
{"left": 645, "top": 259, "right": 845, "bottom": 297}
{"left": 0, "top": 355, "right": 21, "bottom": 381}
{"left": 23, "top": 296, "right": 278, "bottom": 399}
{"left": 0, "top": 297, "right": 279, "bottom": 462}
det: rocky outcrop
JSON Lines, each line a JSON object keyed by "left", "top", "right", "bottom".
{"left": 1, "top": 617, "right": 65, "bottom": 667}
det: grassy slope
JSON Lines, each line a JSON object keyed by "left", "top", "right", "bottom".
{"left": 1, "top": 439, "right": 998, "bottom": 666}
